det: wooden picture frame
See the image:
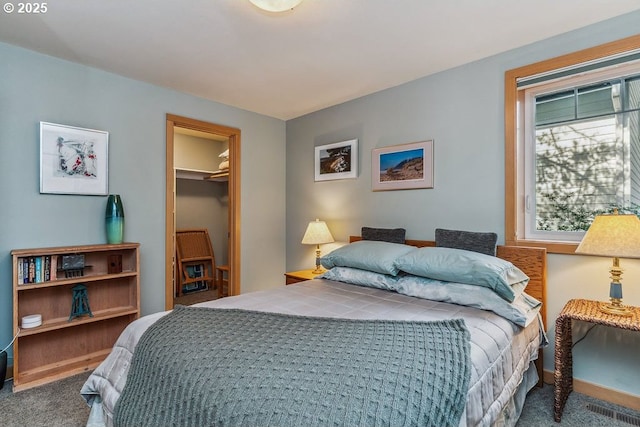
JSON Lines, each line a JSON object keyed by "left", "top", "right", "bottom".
{"left": 314, "top": 139, "right": 358, "bottom": 181}
{"left": 372, "top": 140, "right": 433, "bottom": 191}
{"left": 40, "top": 122, "right": 109, "bottom": 195}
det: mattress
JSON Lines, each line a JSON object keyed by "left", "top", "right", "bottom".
{"left": 81, "top": 278, "right": 542, "bottom": 427}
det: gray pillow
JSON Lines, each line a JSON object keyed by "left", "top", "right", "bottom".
{"left": 361, "top": 227, "right": 406, "bottom": 244}
{"left": 396, "top": 275, "right": 541, "bottom": 327}
{"left": 435, "top": 228, "right": 498, "bottom": 256}
{"left": 320, "top": 240, "right": 414, "bottom": 276}
{"left": 319, "top": 267, "right": 400, "bottom": 291}
{"left": 393, "top": 246, "right": 528, "bottom": 302}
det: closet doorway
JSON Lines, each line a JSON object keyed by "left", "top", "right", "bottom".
{"left": 165, "top": 114, "right": 241, "bottom": 310}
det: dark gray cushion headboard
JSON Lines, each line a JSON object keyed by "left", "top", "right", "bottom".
{"left": 361, "top": 227, "right": 406, "bottom": 244}
{"left": 435, "top": 228, "right": 498, "bottom": 256}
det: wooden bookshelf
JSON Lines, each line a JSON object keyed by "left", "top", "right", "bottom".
{"left": 11, "top": 243, "right": 140, "bottom": 391}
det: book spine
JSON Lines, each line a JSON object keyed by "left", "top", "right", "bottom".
{"left": 35, "top": 256, "right": 42, "bottom": 283}
{"left": 17, "top": 258, "right": 23, "bottom": 285}
{"left": 44, "top": 255, "right": 51, "bottom": 281}
{"left": 50, "top": 255, "right": 58, "bottom": 281}
{"left": 28, "top": 257, "right": 35, "bottom": 284}
{"left": 23, "top": 258, "right": 29, "bottom": 284}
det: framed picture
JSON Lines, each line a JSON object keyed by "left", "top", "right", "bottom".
{"left": 372, "top": 140, "right": 434, "bottom": 191}
{"left": 40, "top": 122, "right": 109, "bottom": 195}
{"left": 314, "top": 139, "right": 358, "bottom": 181}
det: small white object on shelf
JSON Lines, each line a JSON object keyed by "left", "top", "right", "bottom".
{"left": 21, "top": 314, "right": 42, "bottom": 329}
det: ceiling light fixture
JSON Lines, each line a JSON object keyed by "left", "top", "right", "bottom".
{"left": 249, "top": 0, "right": 303, "bottom": 12}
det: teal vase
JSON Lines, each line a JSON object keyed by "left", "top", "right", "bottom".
{"left": 105, "top": 194, "right": 125, "bottom": 244}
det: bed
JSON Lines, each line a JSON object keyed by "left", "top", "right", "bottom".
{"left": 81, "top": 230, "right": 547, "bottom": 427}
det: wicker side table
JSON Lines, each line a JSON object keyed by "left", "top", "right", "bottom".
{"left": 554, "top": 299, "right": 640, "bottom": 422}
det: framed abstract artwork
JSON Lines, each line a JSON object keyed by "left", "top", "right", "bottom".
{"left": 314, "top": 139, "right": 358, "bottom": 181}
{"left": 40, "top": 122, "right": 109, "bottom": 195}
{"left": 372, "top": 140, "right": 433, "bottom": 191}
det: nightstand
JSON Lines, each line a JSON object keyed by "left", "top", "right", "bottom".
{"left": 554, "top": 299, "right": 640, "bottom": 422}
{"left": 284, "top": 269, "right": 323, "bottom": 285}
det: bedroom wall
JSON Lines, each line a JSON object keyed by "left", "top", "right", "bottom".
{"left": 286, "top": 13, "right": 640, "bottom": 397}
{"left": 0, "top": 42, "right": 287, "bottom": 364}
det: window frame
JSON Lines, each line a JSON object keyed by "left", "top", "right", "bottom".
{"left": 505, "top": 34, "right": 640, "bottom": 254}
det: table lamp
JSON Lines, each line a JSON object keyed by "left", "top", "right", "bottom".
{"left": 575, "top": 209, "right": 640, "bottom": 316}
{"left": 301, "top": 219, "right": 334, "bottom": 273}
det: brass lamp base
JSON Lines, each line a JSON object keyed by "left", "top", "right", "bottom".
{"left": 312, "top": 247, "right": 324, "bottom": 274}
{"left": 599, "top": 260, "right": 633, "bottom": 316}
{"left": 600, "top": 300, "right": 633, "bottom": 317}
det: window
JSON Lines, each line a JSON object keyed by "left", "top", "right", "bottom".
{"left": 505, "top": 35, "right": 640, "bottom": 253}
{"left": 525, "top": 69, "right": 640, "bottom": 242}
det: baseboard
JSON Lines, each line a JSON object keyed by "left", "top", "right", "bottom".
{"left": 543, "top": 369, "right": 640, "bottom": 411}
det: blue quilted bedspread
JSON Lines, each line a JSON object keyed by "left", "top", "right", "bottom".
{"left": 114, "top": 306, "right": 471, "bottom": 427}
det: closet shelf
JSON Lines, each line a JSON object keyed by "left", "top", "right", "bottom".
{"left": 207, "top": 170, "right": 229, "bottom": 182}
{"left": 176, "top": 168, "right": 228, "bottom": 182}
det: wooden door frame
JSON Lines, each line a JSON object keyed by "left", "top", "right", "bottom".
{"left": 165, "top": 114, "right": 241, "bottom": 310}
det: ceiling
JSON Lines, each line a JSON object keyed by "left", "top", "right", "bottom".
{"left": 1, "top": 1, "right": 639, "bottom": 120}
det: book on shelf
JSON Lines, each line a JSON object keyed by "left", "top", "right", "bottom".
{"left": 43, "top": 256, "right": 50, "bottom": 281}
{"left": 35, "top": 256, "right": 42, "bottom": 283}
{"left": 17, "top": 255, "right": 59, "bottom": 285}
{"left": 22, "top": 258, "right": 28, "bottom": 284}
{"left": 50, "top": 255, "right": 57, "bottom": 280}
{"left": 17, "top": 258, "right": 23, "bottom": 284}
{"left": 28, "top": 257, "right": 35, "bottom": 284}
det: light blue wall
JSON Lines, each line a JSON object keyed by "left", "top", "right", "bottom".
{"left": 0, "top": 43, "right": 287, "bottom": 362}
{"left": 286, "top": 13, "right": 640, "bottom": 396}
{"left": 2, "top": 10, "right": 639, "bottom": 399}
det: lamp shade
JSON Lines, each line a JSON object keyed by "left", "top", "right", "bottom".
{"left": 249, "top": 0, "right": 303, "bottom": 12}
{"left": 301, "top": 219, "right": 334, "bottom": 245}
{"left": 575, "top": 212, "right": 640, "bottom": 259}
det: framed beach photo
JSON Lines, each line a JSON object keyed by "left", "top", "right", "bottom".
{"left": 40, "top": 122, "right": 109, "bottom": 195}
{"left": 372, "top": 140, "right": 433, "bottom": 191}
{"left": 314, "top": 139, "right": 358, "bottom": 181}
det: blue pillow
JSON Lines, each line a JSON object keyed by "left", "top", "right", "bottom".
{"left": 320, "top": 240, "right": 414, "bottom": 276}
{"left": 394, "top": 247, "right": 529, "bottom": 302}
{"left": 396, "top": 275, "right": 541, "bottom": 327}
{"left": 318, "top": 267, "right": 400, "bottom": 291}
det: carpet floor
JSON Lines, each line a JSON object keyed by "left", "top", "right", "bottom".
{"left": 0, "top": 373, "right": 639, "bottom": 426}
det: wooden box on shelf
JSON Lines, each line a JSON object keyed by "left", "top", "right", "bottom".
{"left": 11, "top": 243, "right": 140, "bottom": 392}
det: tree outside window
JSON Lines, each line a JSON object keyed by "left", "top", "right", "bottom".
{"left": 527, "top": 74, "right": 640, "bottom": 237}
{"left": 505, "top": 35, "right": 640, "bottom": 253}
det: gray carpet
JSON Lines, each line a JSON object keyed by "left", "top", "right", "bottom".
{"left": 516, "top": 384, "right": 640, "bottom": 427}
{"left": 0, "top": 373, "right": 91, "bottom": 427}
{"left": 1, "top": 373, "right": 639, "bottom": 426}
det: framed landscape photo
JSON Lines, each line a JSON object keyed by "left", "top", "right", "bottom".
{"left": 40, "top": 122, "right": 109, "bottom": 195}
{"left": 314, "top": 139, "right": 358, "bottom": 181}
{"left": 372, "top": 140, "right": 433, "bottom": 191}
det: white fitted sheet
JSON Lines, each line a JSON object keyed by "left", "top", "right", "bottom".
{"left": 81, "top": 279, "right": 542, "bottom": 427}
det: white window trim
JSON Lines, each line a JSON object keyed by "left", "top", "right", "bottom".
{"left": 520, "top": 63, "right": 640, "bottom": 242}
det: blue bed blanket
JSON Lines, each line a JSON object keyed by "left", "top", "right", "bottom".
{"left": 113, "top": 305, "right": 471, "bottom": 427}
